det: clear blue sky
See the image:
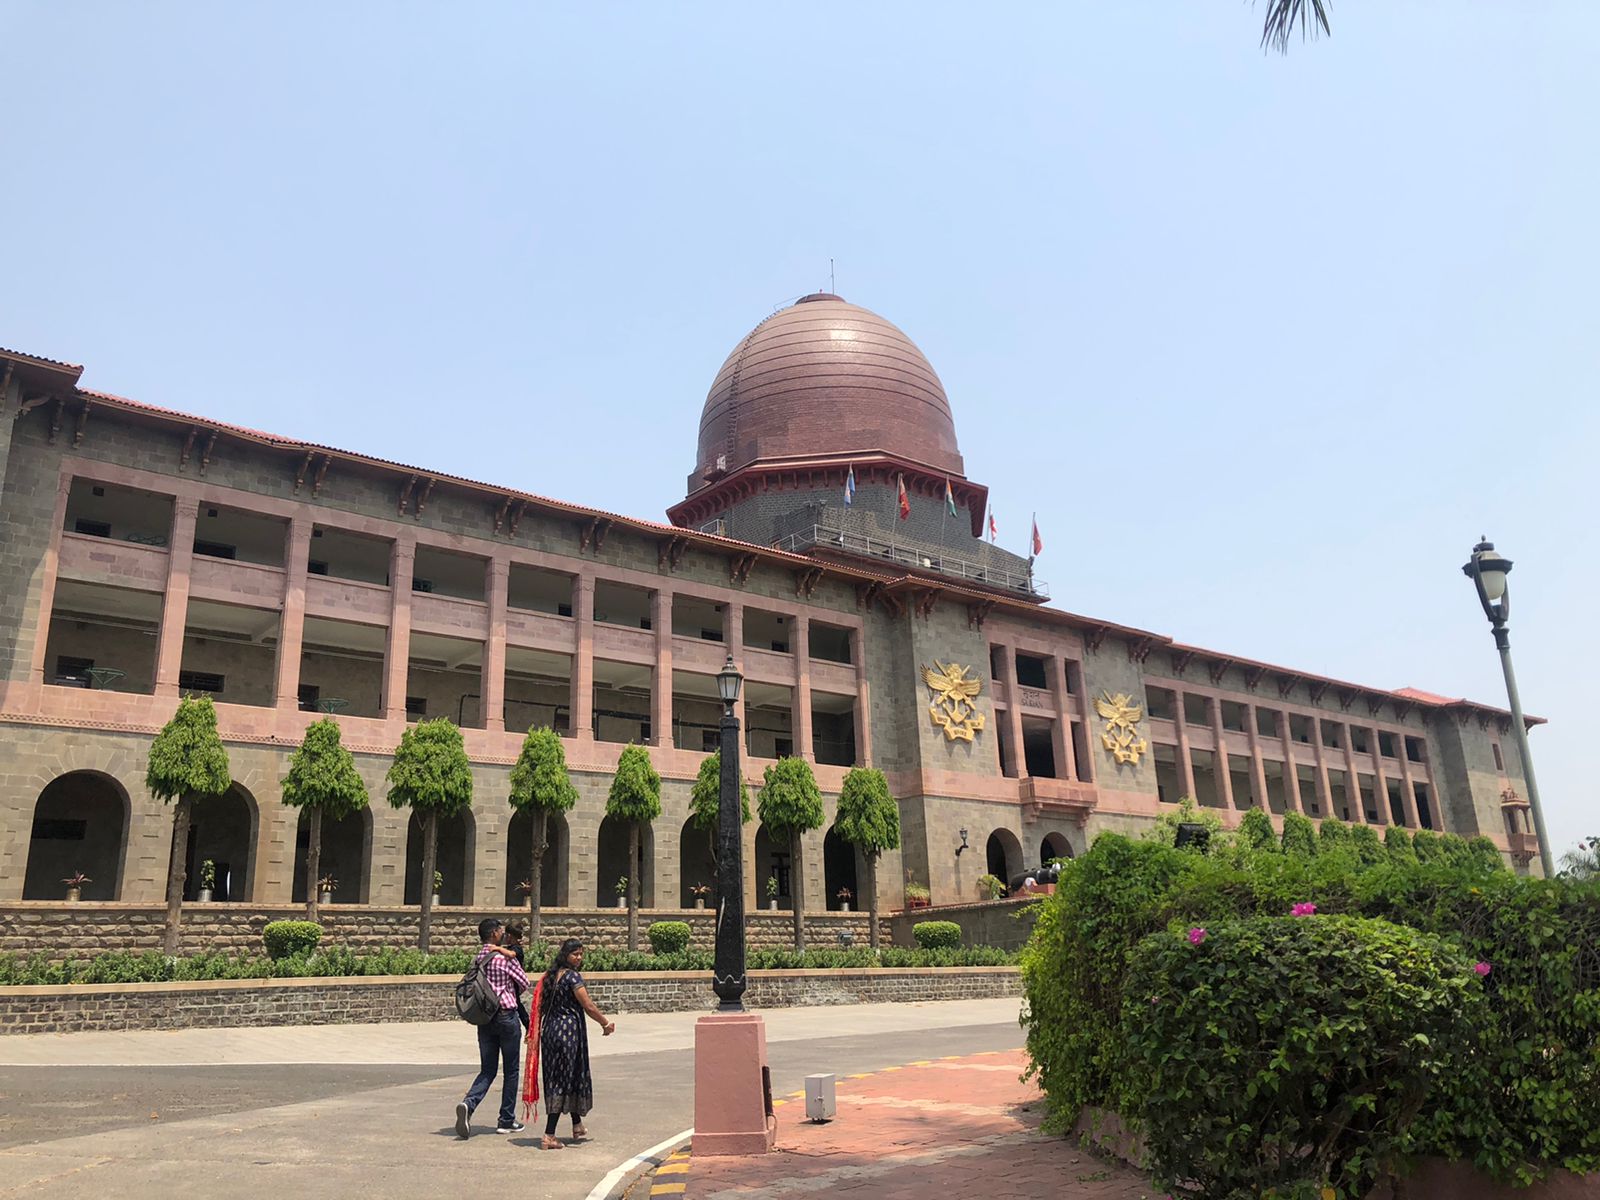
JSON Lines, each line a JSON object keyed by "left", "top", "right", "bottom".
{"left": 3, "top": 3, "right": 1593, "bottom": 858}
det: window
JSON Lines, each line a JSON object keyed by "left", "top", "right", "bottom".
{"left": 405, "top": 696, "right": 427, "bottom": 718}
{"left": 1015, "top": 653, "right": 1049, "bottom": 689}
{"left": 1491, "top": 742, "right": 1504, "bottom": 771}
{"left": 774, "top": 738, "right": 794, "bottom": 759}
{"left": 558, "top": 603, "right": 573, "bottom": 618}
{"left": 307, "top": 560, "right": 329, "bottom": 576}
{"left": 193, "top": 540, "right": 237, "bottom": 560}
{"left": 412, "top": 578, "right": 434, "bottom": 593}
{"left": 701, "top": 730, "right": 719, "bottom": 753}
{"left": 1378, "top": 731, "right": 1397, "bottom": 759}
{"left": 74, "top": 519, "right": 111, "bottom": 538}
{"left": 54, "top": 656, "right": 94, "bottom": 688}
{"left": 178, "top": 670, "right": 225, "bottom": 695}
{"left": 298, "top": 684, "right": 321, "bottom": 712}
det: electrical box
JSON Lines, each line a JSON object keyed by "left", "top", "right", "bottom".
{"left": 804, "top": 1073, "right": 837, "bottom": 1122}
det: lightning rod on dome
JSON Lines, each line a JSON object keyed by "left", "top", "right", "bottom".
{"left": 829, "top": 258, "right": 835, "bottom": 294}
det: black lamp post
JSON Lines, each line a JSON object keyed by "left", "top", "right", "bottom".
{"left": 1462, "top": 538, "right": 1554, "bottom": 877}
{"left": 712, "top": 654, "right": 747, "bottom": 1011}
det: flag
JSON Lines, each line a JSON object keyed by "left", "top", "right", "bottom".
{"left": 944, "top": 479, "right": 957, "bottom": 517}
{"left": 987, "top": 507, "right": 998, "bottom": 543}
{"left": 897, "top": 474, "right": 910, "bottom": 520}
{"left": 844, "top": 465, "right": 856, "bottom": 507}
{"left": 1031, "top": 514, "right": 1043, "bottom": 556}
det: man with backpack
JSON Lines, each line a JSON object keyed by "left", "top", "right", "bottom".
{"left": 455, "top": 917, "right": 530, "bottom": 1138}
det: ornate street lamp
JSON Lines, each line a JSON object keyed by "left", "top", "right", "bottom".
{"left": 713, "top": 654, "right": 747, "bottom": 1011}
{"left": 1462, "top": 538, "right": 1554, "bottom": 877}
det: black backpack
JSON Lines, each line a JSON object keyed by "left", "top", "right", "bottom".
{"left": 455, "top": 953, "right": 500, "bottom": 1025}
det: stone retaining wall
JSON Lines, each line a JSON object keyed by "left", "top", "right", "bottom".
{"left": 885, "top": 897, "right": 1041, "bottom": 951}
{"left": 0, "top": 903, "right": 887, "bottom": 960}
{"left": 0, "top": 967, "right": 1021, "bottom": 1035}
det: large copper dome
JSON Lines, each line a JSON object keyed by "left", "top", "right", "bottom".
{"left": 690, "top": 293, "right": 964, "bottom": 488}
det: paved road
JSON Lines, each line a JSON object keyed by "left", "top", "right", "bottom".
{"left": 0, "top": 1000, "right": 1025, "bottom": 1200}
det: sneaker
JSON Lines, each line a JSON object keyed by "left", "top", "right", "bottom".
{"left": 455, "top": 1101, "right": 471, "bottom": 1139}
{"left": 496, "top": 1121, "right": 526, "bottom": 1135}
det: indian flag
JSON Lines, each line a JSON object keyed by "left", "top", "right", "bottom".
{"left": 944, "top": 479, "right": 957, "bottom": 517}
{"left": 844, "top": 465, "right": 856, "bottom": 507}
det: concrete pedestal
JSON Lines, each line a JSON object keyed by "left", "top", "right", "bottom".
{"left": 693, "top": 1012, "right": 775, "bottom": 1155}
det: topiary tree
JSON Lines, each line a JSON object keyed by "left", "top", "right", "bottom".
{"left": 607, "top": 744, "right": 661, "bottom": 952}
{"left": 1384, "top": 824, "right": 1417, "bottom": 863}
{"left": 1147, "top": 796, "right": 1224, "bottom": 848}
{"left": 146, "top": 696, "right": 232, "bottom": 955}
{"left": 1466, "top": 835, "right": 1507, "bottom": 873}
{"left": 385, "top": 718, "right": 473, "bottom": 953}
{"left": 1412, "top": 828, "right": 1444, "bottom": 862}
{"left": 508, "top": 727, "right": 578, "bottom": 945}
{"left": 758, "top": 756, "right": 825, "bottom": 951}
{"left": 280, "top": 718, "right": 369, "bottom": 923}
{"left": 689, "top": 750, "right": 751, "bottom": 893}
{"left": 834, "top": 767, "right": 900, "bottom": 949}
{"left": 1349, "top": 823, "right": 1386, "bottom": 867}
{"left": 1318, "top": 816, "right": 1353, "bottom": 853}
{"left": 1280, "top": 810, "right": 1318, "bottom": 858}
{"left": 1236, "top": 808, "right": 1278, "bottom": 853}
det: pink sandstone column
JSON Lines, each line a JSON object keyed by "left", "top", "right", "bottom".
{"left": 570, "top": 573, "right": 595, "bottom": 741}
{"left": 993, "top": 644, "right": 1026, "bottom": 778}
{"left": 274, "top": 517, "right": 312, "bottom": 711}
{"left": 481, "top": 555, "right": 509, "bottom": 733}
{"left": 1171, "top": 688, "right": 1197, "bottom": 800}
{"left": 1368, "top": 729, "right": 1392, "bottom": 827}
{"left": 792, "top": 613, "right": 813, "bottom": 761}
{"left": 1244, "top": 702, "right": 1269, "bottom": 811}
{"left": 1396, "top": 741, "right": 1424, "bottom": 829}
{"left": 28, "top": 475, "right": 75, "bottom": 685}
{"left": 652, "top": 587, "right": 673, "bottom": 748}
{"left": 1209, "top": 697, "right": 1237, "bottom": 810}
{"left": 381, "top": 534, "right": 416, "bottom": 722}
{"left": 1310, "top": 717, "right": 1333, "bottom": 817}
{"left": 1049, "top": 656, "right": 1077, "bottom": 782}
{"left": 851, "top": 627, "right": 872, "bottom": 767}
{"left": 154, "top": 497, "right": 200, "bottom": 698}
{"left": 724, "top": 603, "right": 746, "bottom": 736}
{"left": 1282, "top": 712, "right": 1304, "bottom": 814}
{"left": 1340, "top": 724, "right": 1368, "bottom": 825}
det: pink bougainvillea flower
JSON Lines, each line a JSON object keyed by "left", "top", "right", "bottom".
{"left": 1291, "top": 902, "right": 1318, "bottom": 917}
{"left": 1475, "top": 961, "right": 1492, "bottom": 977}
{"left": 1187, "top": 927, "right": 1207, "bottom": 945}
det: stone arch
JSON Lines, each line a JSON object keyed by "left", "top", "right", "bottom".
{"left": 404, "top": 808, "right": 476, "bottom": 906}
{"left": 596, "top": 813, "right": 653, "bottom": 908}
{"left": 188, "top": 783, "right": 259, "bottom": 901}
{"left": 822, "top": 825, "right": 861, "bottom": 911}
{"left": 985, "top": 828, "right": 1024, "bottom": 886}
{"left": 679, "top": 814, "right": 717, "bottom": 909}
{"left": 1040, "top": 831, "right": 1073, "bottom": 864}
{"left": 292, "top": 806, "right": 375, "bottom": 905}
{"left": 504, "top": 808, "right": 569, "bottom": 907}
{"left": 753, "top": 823, "right": 791, "bottom": 909}
{"left": 24, "top": 770, "right": 132, "bottom": 901}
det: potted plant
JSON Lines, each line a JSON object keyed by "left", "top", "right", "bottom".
{"left": 976, "top": 873, "right": 1006, "bottom": 901}
{"left": 197, "top": 860, "right": 216, "bottom": 903}
{"left": 615, "top": 875, "right": 629, "bottom": 909}
{"left": 516, "top": 878, "right": 533, "bottom": 898}
{"left": 432, "top": 870, "right": 443, "bottom": 907}
{"left": 765, "top": 875, "right": 780, "bottom": 911}
{"left": 62, "top": 872, "right": 90, "bottom": 903}
{"left": 317, "top": 874, "right": 338, "bottom": 906}
{"left": 690, "top": 882, "right": 711, "bottom": 910}
{"left": 904, "top": 870, "right": 931, "bottom": 910}
{"left": 835, "top": 886, "right": 853, "bottom": 912}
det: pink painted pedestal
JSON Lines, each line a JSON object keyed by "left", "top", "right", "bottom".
{"left": 693, "top": 1012, "right": 775, "bottom": 1156}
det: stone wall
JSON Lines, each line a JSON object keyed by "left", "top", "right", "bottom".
{"left": 0, "top": 966, "right": 1022, "bottom": 1035}
{"left": 0, "top": 902, "right": 887, "bottom": 960}
{"left": 885, "top": 897, "right": 1041, "bottom": 952}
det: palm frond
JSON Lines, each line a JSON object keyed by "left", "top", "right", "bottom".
{"left": 1260, "top": 0, "right": 1331, "bottom": 53}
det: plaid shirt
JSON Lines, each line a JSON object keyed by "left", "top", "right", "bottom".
{"left": 475, "top": 946, "right": 530, "bottom": 1012}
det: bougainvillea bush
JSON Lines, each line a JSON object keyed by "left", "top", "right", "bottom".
{"left": 1020, "top": 830, "right": 1600, "bottom": 1195}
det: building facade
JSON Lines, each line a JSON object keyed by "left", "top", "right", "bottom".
{"left": 0, "top": 295, "right": 1546, "bottom": 920}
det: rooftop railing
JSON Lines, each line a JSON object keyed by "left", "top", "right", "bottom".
{"left": 770, "top": 523, "right": 1046, "bottom": 597}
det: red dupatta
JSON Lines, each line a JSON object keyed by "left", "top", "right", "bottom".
{"left": 521, "top": 977, "right": 543, "bottom": 1120}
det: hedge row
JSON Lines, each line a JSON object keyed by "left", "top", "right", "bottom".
{"left": 1021, "top": 831, "right": 1600, "bottom": 1196}
{"left": 0, "top": 943, "right": 1016, "bottom": 986}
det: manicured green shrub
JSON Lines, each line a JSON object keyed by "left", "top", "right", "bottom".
{"left": 1280, "top": 811, "right": 1317, "bottom": 857}
{"left": 1384, "top": 824, "right": 1416, "bottom": 862}
{"left": 1467, "top": 835, "right": 1506, "bottom": 872}
{"left": 1349, "top": 822, "right": 1386, "bottom": 866}
{"left": 263, "top": 920, "right": 323, "bottom": 960}
{"left": 1123, "top": 915, "right": 1486, "bottom": 1200}
{"left": 647, "top": 921, "right": 692, "bottom": 956}
{"left": 1412, "top": 828, "right": 1443, "bottom": 861}
{"left": 1236, "top": 807, "right": 1277, "bottom": 851}
{"left": 911, "top": 921, "right": 962, "bottom": 950}
{"left": 1317, "top": 816, "right": 1352, "bottom": 851}
{"left": 1147, "top": 796, "right": 1223, "bottom": 847}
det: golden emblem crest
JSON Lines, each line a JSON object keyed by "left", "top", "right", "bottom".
{"left": 920, "top": 661, "right": 987, "bottom": 742}
{"left": 1095, "top": 691, "right": 1149, "bottom": 765}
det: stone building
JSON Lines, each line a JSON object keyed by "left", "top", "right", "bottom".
{"left": 0, "top": 293, "right": 1547, "bottom": 922}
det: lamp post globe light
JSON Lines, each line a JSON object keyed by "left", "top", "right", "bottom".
{"left": 713, "top": 654, "right": 747, "bottom": 1011}
{"left": 1462, "top": 538, "right": 1554, "bottom": 877}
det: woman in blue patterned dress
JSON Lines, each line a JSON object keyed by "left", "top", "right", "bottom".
{"left": 538, "top": 938, "right": 615, "bottom": 1150}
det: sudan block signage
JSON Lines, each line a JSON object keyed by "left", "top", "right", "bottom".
{"left": 1095, "top": 691, "right": 1149, "bottom": 765}
{"left": 921, "top": 661, "right": 987, "bottom": 742}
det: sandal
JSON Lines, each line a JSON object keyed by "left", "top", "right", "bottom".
{"left": 572, "top": 1123, "right": 589, "bottom": 1141}
{"left": 541, "top": 1136, "right": 565, "bottom": 1150}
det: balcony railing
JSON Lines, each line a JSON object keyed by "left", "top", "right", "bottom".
{"left": 770, "top": 524, "right": 1046, "bottom": 596}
